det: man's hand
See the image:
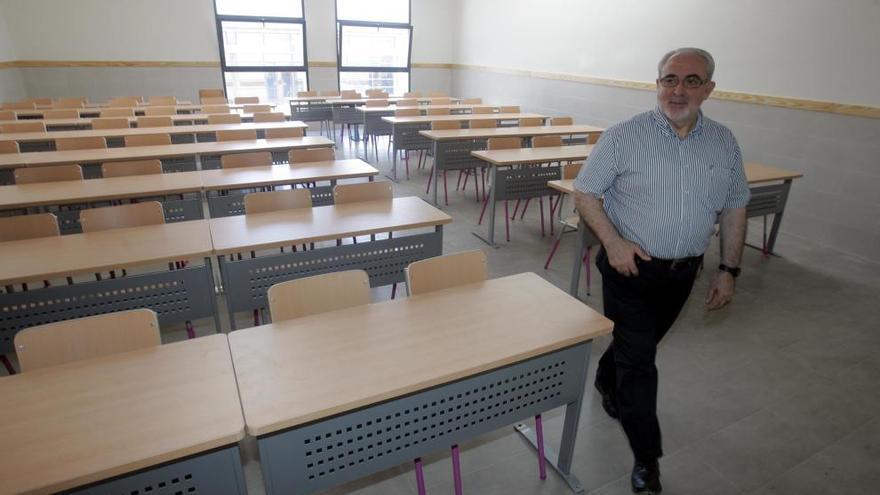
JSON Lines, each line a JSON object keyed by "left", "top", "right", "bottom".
{"left": 606, "top": 238, "right": 651, "bottom": 277}
{"left": 705, "top": 271, "right": 736, "bottom": 310}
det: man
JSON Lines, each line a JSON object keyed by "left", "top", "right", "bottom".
{"left": 573, "top": 47, "right": 749, "bottom": 494}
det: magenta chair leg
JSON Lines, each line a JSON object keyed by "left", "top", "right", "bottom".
{"left": 504, "top": 201, "right": 511, "bottom": 242}
{"left": 253, "top": 309, "right": 260, "bottom": 326}
{"left": 426, "top": 165, "right": 434, "bottom": 194}
{"left": 457, "top": 170, "right": 465, "bottom": 191}
{"left": 391, "top": 283, "right": 397, "bottom": 299}
{"left": 544, "top": 238, "right": 562, "bottom": 270}
{"left": 535, "top": 414, "right": 547, "bottom": 480}
{"left": 519, "top": 198, "right": 531, "bottom": 220}
{"left": 478, "top": 194, "right": 490, "bottom": 225}
{"left": 452, "top": 445, "right": 463, "bottom": 495}
{"left": 415, "top": 458, "right": 427, "bottom": 495}
{"left": 1, "top": 355, "right": 16, "bottom": 375}
{"left": 539, "top": 197, "right": 546, "bottom": 236}
{"left": 185, "top": 321, "right": 196, "bottom": 339}
{"left": 443, "top": 171, "right": 449, "bottom": 206}
{"left": 472, "top": 169, "right": 480, "bottom": 201}
{"left": 511, "top": 199, "right": 521, "bottom": 219}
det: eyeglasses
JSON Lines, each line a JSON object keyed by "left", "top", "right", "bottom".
{"left": 658, "top": 75, "right": 708, "bottom": 89}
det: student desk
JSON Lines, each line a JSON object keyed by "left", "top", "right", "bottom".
{"left": 24, "top": 113, "right": 261, "bottom": 131}
{"left": 0, "top": 334, "right": 246, "bottom": 495}
{"left": 2, "top": 121, "right": 309, "bottom": 152}
{"left": 381, "top": 113, "right": 549, "bottom": 181}
{"left": 421, "top": 126, "right": 604, "bottom": 206}
{"left": 209, "top": 196, "right": 451, "bottom": 329}
{"left": 201, "top": 159, "right": 379, "bottom": 217}
{"left": 0, "top": 220, "right": 220, "bottom": 354}
{"left": 228, "top": 272, "right": 613, "bottom": 494}
{"left": 469, "top": 145, "right": 594, "bottom": 246}
{"left": 15, "top": 103, "right": 271, "bottom": 119}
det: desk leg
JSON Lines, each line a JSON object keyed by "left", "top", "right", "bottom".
{"left": 569, "top": 218, "right": 585, "bottom": 297}
{"left": 765, "top": 179, "right": 793, "bottom": 254}
{"left": 204, "top": 256, "right": 222, "bottom": 333}
{"left": 515, "top": 340, "right": 592, "bottom": 494}
{"left": 432, "top": 141, "right": 440, "bottom": 206}
{"left": 473, "top": 166, "right": 498, "bottom": 247}
{"left": 218, "top": 255, "right": 237, "bottom": 331}
{"left": 391, "top": 127, "right": 399, "bottom": 182}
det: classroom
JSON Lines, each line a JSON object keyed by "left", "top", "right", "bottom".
{"left": 0, "top": 1, "right": 877, "bottom": 494}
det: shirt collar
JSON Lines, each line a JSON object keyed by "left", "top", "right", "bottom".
{"left": 652, "top": 107, "right": 705, "bottom": 139}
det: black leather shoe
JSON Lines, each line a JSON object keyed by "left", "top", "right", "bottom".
{"left": 594, "top": 382, "right": 619, "bottom": 420}
{"left": 631, "top": 461, "right": 662, "bottom": 494}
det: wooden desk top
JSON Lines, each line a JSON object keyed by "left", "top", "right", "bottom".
{"left": 0, "top": 121, "right": 307, "bottom": 143}
{"left": 0, "top": 334, "right": 244, "bottom": 495}
{"left": 228, "top": 272, "right": 613, "bottom": 435}
{"left": 200, "top": 159, "right": 378, "bottom": 191}
{"left": 290, "top": 96, "right": 460, "bottom": 104}
{"left": 0, "top": 171, "right": 203, "bottom": 209}
{"left": 209, "top": 196, "right": 452, "bottom": 255}
{"left": 547, "top": 162, "right": 805, "bottom": 195}
{"left": 33, "top": 114, "right": 258, "bottom": 129}
{"left": 0, "top": 137, "right": 334, "bottom": 169}
{"left": 420, "top": 124, "right": 605, "bottom": 141}
{"left": 0, "top": 219, "right": 213, "bottom": 285}
{"left": 357, "top": 104, "right": 499, "bottom": 113}
{"left": 472, "top": 144, "right": 594, "bottom": 166}
{"left": 382, "top": 113, "right": 547, "bottom": 125}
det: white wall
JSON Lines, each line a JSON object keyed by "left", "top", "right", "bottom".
{"left": 0, "top": 0, "right": 26, "bottom": 101}
{"left": 454, "top": 0, "right": 880, "bottom": 107}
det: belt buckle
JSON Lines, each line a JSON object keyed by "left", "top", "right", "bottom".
{"left": 670, "top": 258, "right": 686, "bottom": 270}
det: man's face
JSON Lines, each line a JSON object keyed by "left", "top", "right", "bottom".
{"left": 656, "top": 53, "right": 716, "bottom": 128}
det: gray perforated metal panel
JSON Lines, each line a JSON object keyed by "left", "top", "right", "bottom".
{"left": 332, "top": 105, "right": 363, "bottom": 126}
{"left": 495, "top": 165, "right": 562, "bottom": 201}
{"left": 49, "top": 198, "right": 203, "bottom": 235}
{"left": 257, "top": 343, "right": 590, "bottom": 495}
{"left": 434, "top": 140, "right": 488, "bottom": 172}
{"left": 291, "top": 102, "right": 333, "bottom": 122}
{"left": 392, "top": 123, "right": 432, "bottom": 152}
{"left": 364, "top": 112, "right": 393, "bottom": 138}
{"left": 746, "top": 184, "right": 786, "bottom": 217}
{"left": 67, "top": 445, "right": 246, "bottom": 495}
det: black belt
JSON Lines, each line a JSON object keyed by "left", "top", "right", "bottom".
{"left": 642, "top": 255, "right": 704, "bottom": 270}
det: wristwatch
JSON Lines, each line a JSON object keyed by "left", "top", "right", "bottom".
{"left": 718, "top": 264, "right": 741, "bottom": 278}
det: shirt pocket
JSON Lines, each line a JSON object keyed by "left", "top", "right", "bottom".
{"left": 702, "top": 166, "right": 731, "bottom": 212}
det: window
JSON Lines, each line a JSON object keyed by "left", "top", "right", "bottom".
{"left": 214, "top": 0, "right": 308, "bottom": 108}
{"left": 336, "top": 0, "right": 412, "bottom": 95}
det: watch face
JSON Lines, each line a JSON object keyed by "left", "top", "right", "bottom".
{"left": 719, "top": 264, "right": 740, "bottom": 277}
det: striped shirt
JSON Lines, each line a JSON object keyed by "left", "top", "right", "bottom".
{"left": 575, "top": 108, "right": 750, "bottom": 259}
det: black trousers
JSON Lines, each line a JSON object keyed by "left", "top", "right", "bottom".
{"left": 595, "top": 248, "right": 700, "bottom": 463}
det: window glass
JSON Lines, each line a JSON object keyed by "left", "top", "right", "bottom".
{"left": 215, "top": 0, "right": 302, "bottom": 18}
{"left": 339, "top": 72, "right": 408, "bottom": 95}
{"left": 224, "top": 71, "right": 308, "bottom": 108}
{"left": 221, "top": 21, "right": 305, "bottom": 67}
{"left": 340, "top": 25, "right": 409, "bottom": 68}
{"left": 336, "top": 0, "right": 409, "bottom": 23}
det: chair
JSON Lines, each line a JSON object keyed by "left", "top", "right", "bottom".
{"left": 202, "top": 105, "right": 231, "bottom": 114}
{"left": 550, "top": 117, "right": 573, "bottom": 125}
{"left": 13, "top": 309, "right": 161, "bottom": 372}
{"left": 199, "top": 88, "right": 225, "bottom": 99}
{"left": 136, "top": 116, "right": 173, "bottom": 128}
{"left": 80, "top": 201, "right": 165, "bottom": 232}
{"left": 318, "top": 90, "right": 340, "bottom": 96}
{"left": 365, "top": 89, "right": 386, "bottom": 97}
{"left": 30, "top": 98, "right": 54, "bottom": 106}
{"left": 243, "top": 104, "right": 273, "bottom": 114}
{"left": 92, "top": 117, "right": 131, "bottom": 130}
{"left": 149, "top": 96, "right": 177, "bottom": 106}
{"left": 0, "top": 212, "right": 59, "bottom": 242}
{"left": 426, "top": 107, "right": 450, "bottom": 116}
{"left": 234, "top": 96, "right": 260, "bottom": 104}
{"left": 2, "top": 100, "right": 36, "bottom": 110}
{"left": 340, "top": 90, "right": 360, "bottom": 99}
{"left": 1, "top": 121, "right": 46, "bottom": 133}
{"left": 102, "top": 159, "right": 163, "bottom": 177}
{"left": 0, "top": 110, "right": 16, "bottom": 120}
{"left": 265, "top": 127, "right": 304, "bottom": 139}
{"left": 55, "top": 136, "right": 107, "bottom": 151}
{"left": 244, "top": 188, "right": 312, "bottom": 214}
{"left": 289, "top": 147, "right": 334, "bottom": 163}
{"left": 533, "top": 135, "right": 563, "bottom": 147}
{"left": 53, "top": 98, "right": 86, "bottom": 109}
{"left": 253, "top": 112, "right": 286, "bottom": 122}
{"left": 108, "top": 97, "right": 141, "bottom": 107}
{"left": 333, "top": 181, "right": 393, "bottom": 204}
{"left": 364, "top": 99, "right": 388, "bottom": 108}
{"left": 124, "top": 133, "right": 171, "bottom": 147}
{"left": 144, "top": 106, "right": 177, "bottom": 116}
{"left": 403, "top": 249, "right": 491, "bottom": 491}
{"left": 267, "top": 270, "right": 370, "bottom": 322}
{"left": 403, "top": 91, "right": 422, "bottom": 98}
{"left": 500, "top": 106, "right": 521, "bottom": 113}
{"left": 100, "top": 107, "right": 135, "bottom": 118}
{"left": 15, "top": 164, "right": 84, "bottom": 184}
{"left": 0, "top": 140, "right": 19, "bottom": 153}
{"left": 471, "top": 107, "right": 494, "bottom": 114}
{"left": 43, "top": 109, "right": 80, "bottom": 119}
{"left": 297, "top": 90, "right": 317, "bottom": 97}
{"left": 426, "top": 120, "right": 463, "bottom": 205}
{"left": 395, "top": 99, "right": 418, "bottom": 107}
{"left": 216, "top": 129, "right": 257, "bottom": 141}
{"left": 478, "top": 138, "right": 522, "bottom": 242}
{"left": 394, "top": 108, "right": 420, "bottom": 117}
{"left": 519, "top": 118, "right": 544, "bottom": 127}
{"left": 201, "top": 96, "right": 228, "bottom": 105}
{"left": 221, "top": 151, "right": 273, "bottom": 169}
{"left": 207, "top": 113, "right": 241, "bottom": 124}
{"left": 470, "top": 116, "right": 499, "bottom": 129}
{"left": 460, "top": 98, "right": 482, "bottom": 104}
{"left": 429, "top": 98, "right": 452, "bottom": 106}
{"left": 544, "top": 162, "right": 593, "bottom": 292}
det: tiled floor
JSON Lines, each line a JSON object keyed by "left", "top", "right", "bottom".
{"left": 6, "top": 132, "right": 878, "bottom": 494}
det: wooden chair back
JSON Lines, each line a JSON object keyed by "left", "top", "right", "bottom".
{"left": 533, "top": 135, "right": 563, "bottom": 147}
{"left": 207, "top": 113, "right": 241, "bottom": 124}
{"left": 550, "top": 117, "right": 573, "bottom": 125}
{"left": 199, "top": 88, "right": 225, "bottom": 98}
{"left": 243, "top": 104, "right": 272, "bottom": 114}
{"left": 149, "top": 96, "right": 177, "bottom": 106}
{"left": 588, "top": 132, "right": 602, "bottom": 145}
{"left": 53, "top": 98, "right": 86, "bottom": 109}
{"left": 426, "top": 107, "right": 450, "bottom": 116}
{"left": 500, "top": 106, "right": 520, "bottom": 113}
{"left": 244, "top": 188, "right": 312, "bottom": 214}
{"left": 201, "top": 96, "right": 227, "bottom": 105}
{"left": 2, "top": 100, "right": 36, "bottom": 110}
{"left": 0, "top": 140, "right": 19, "bottom": 153}
{"left": 562, "top": 162, "right": 583, "bottom": 180}
{"left": 394, "top": 108, "right": 420, "bottom": 117}
{"left": 55, "top": 136, "right": 107, "bottom": 151}
{"left": 136, "top": 116, "right": 173, "bottom": 128}
{"left": 0, "top": 213, "right": 60, "bottom": 242}
{"left": 471, "top": 107, "right": 494, "bottom": 114}
{"left": 429, "top": 97, "right": 452, "bottom": 105}
{"left": 469, "top": 119, "right": 497, "bottom": 129}
{"left": 108, "top": 97, "right": 141, "bottom": 107}
{"left": 216, "top": 129, "right": 257, "bottom": 141}
{"left": 519, "top": 118, "right": 544, "bottom": 127}
{"left": 0, "top": 110, "right": 16, "bottom": 120}
{"left": 487, "top": 137, "right": 521, "bottom": 150}
{"left": 144, "top": 106, "right": 177, "bottom": 116}
{"left": 364, "top": 99, "right": 388, "bottom": 107}
{"left": 396, "top": 99, "right": 418, "bottom": 107}
{"left": 403, "top": 91, "right": 422, "bottom": 98}
{"left": 14, "top": 309, "right": 161, "bottom": 372}
{"left": 1, "top": 121, "right": 46, "bottom": 133}
{"left": 333, "top": 181, "right": 393, "bottom": 204}
{"left": 289, "top": 147, "right": 334, "bottom": 163}
{"left": 234, "top": 96, "right": 259, "bottom": 104}
{"left": 15, "top": 164, "right": 84, "bottom": 184}
{"left": 319, "top": 90, "right": 340, "bottom": 96}
{"left": 432, "top": 120, "right": 461, "bottom": 131}
{"left": 365, "top": 89, "right": 386, "bottom": 97}
{"left": 31, "top": 98, "right": 53, "bottom": 106}
{"left": 265, "top": 127, "right": 304, "bottom": 139}
{"left": 221, "top": 151, "right": 273, "bottom": 169}
{"left": 460, "top": 98, "right": 482, "bottom": 104}
{"left": 253, "top": 112, "right": 286, "bottom": 122}
{"left": 100, "top": 107, "right": 135, "bottom": 118}
{"left": 202, "top": 105, "right": 231, "bottom": 114}
{"left": 80, "top": 201, "right": 165, "bottom": 232}
{"left": 297, "top": 90, "right": 317, "bottom": 97}
{"left": 102, "top": 159, "right": 163, "bottom": 177}
{"left": 124, "top": 133, "right": 171, "bottom": 147}
{"left": 340, "top": 90, "right": 360, "bottom": 99}
{"left": 406, "top": 250, "right": 488, "bottom": 296}
{"left": 267, "top": 270, "right": 371, "bottom": 322}
{"left": 43, "top": 109, "right": 80, "bottom": 119}
{"left": 91, "top": 117, "right": 130, "bottom": 130}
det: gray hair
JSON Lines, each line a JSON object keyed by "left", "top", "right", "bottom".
{"left": 658, "top": 47, "right": 715, "bottom": 80}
